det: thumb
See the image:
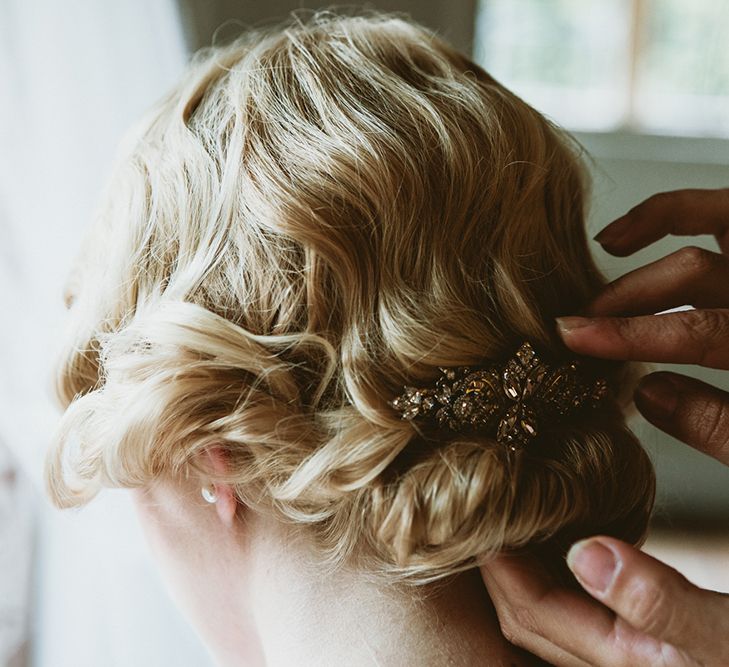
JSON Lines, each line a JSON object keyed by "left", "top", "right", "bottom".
{"left": 635, "top": 371, "right": 729, "bottom": 466}
{"left": 566, "top": 536, "right": 729, "bottom": 662}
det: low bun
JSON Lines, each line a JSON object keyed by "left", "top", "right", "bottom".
{"left": 364, "top": 405, "right": 653, "bottom": 581}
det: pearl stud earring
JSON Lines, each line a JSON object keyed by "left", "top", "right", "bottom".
{"left": 201, "top": 485, "right": 218, "bottom": 504}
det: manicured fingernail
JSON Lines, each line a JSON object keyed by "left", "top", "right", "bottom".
{"left": 636, "top": 373, "right": 679, "bottom": 421}
{"left": 556, "top": 316, "right": 594, "bottom": 333}
{"left": 594, "top": 228, "right": 617, "bottom": 244}
{"left": 567, "top": 539, "right": 619, "bottom": 594}
{"left": 594, "top": 215, "right": 629, "bottom": 245}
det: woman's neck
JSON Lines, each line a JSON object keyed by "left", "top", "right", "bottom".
{"left": 133, "top": 476, "right": 546, "bottom": 666}
{"left": 242, "top": 513, "right": 545, "bottom": 666}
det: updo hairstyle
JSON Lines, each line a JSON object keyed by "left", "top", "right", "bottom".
{"left": 48, "top": 11, "right": 655, "bottom": 583}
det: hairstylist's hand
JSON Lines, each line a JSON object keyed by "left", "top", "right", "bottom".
{"left": 481, "top": 539, "right": 729, "bottom": 667}
{"left": 562, "top": 187, "right": 729, "bottom": 469}
{"left": 481, "top": 188, "right": 729, "bottom": 666}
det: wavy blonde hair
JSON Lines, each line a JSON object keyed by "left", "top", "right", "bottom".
{"left": 48, "top": 10, "right": 655, "bottom": 583}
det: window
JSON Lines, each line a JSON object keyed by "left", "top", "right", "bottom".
{"left": 475, "top": 0, "right": 729, "bottom": 137}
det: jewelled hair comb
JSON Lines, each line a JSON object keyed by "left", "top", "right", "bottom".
{"left": 389, "top": 342, "right": 610, "bottom": 450}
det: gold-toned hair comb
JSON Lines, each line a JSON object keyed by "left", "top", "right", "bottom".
{"left": 389, "top": 342, "right": 610, "bottom": 450}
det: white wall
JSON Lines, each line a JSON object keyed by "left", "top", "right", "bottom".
{"left": 0, "top": 1, "right": 215, "bottom": 665}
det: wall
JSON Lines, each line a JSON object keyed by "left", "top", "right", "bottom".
{"left": 578, "top": 131, "right": 729, "bottom": 524}
{"left": 176, "top": 0, "right": 477, "bottom": 53}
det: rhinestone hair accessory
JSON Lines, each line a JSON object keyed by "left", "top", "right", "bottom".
{"left": 389, "top": 342, "right": 610, "bottom": 450}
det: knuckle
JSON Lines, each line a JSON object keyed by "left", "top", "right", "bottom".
{"left": 679, "top": 309, "right": 729, "bottom": 365}
{"left": 511, "top": 604, "right": 541, "bottom": 636}
{"left": 498, "top": 616, "right": 527, "bottom": 648}
{"left": 623, "top": 574, "right": 690, "bottom": 641}
{"left": 498, "top": 619, "right": 522, "bottom": 647}
{"left": 674, "top": 245, "right": 717, "bottom": 277}
{"left": 624, "top": 576, "right": 672, "bottom": 635}
{"left": 498, "top": 605, "right": 541, "bottom": 648}
{"left": 681, "top": 308, "right": 712, "bottom": 334}
{"left": 691, "top": 396, "right": 729, "bottom": 455}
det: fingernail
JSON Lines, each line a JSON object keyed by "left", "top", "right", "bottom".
{"left": 594, "top": 227, "right": 617, "bottom": 244}
{"left": 636, "top": 373, "right": 679, "bottom": 421}
{"left": 556, "top": 316, "right": 594, "bottom": 333}
{"left": 593, "top": 216, "right": 629, "bottom": 245}
{"left": 567, "top": 539, "right": 619, "bottom": 594}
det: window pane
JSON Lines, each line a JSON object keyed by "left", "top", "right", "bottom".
{"left": 475, "top": 0, "right": 632, "bottom": 130}
{"left": 634, "top": 0, "right": 729, "bottom": 136}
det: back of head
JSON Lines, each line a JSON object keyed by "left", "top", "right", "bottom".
{"left": 49, "top": 10, "right": 654, "bottom": 583}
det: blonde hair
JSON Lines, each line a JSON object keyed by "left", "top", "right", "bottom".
{"left": 48, "top": 10, "right": 654, "bottom": 583}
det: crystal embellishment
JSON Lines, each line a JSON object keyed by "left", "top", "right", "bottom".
{"left": 388, "top": 342, "right": 610, "bottom": 450}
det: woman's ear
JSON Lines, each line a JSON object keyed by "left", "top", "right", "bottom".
{"left": 203, "top": 446, "right": 238, "bottom": 528}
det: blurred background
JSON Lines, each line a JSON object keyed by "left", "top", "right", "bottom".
{"left": 1, "top": 1, "right": 727, "bottom": 665}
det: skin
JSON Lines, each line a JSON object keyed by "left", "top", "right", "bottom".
{"left": 480, "top": 188, "right": 729, "bottom": 666}
{"left": 132, "top": 456, "right": 547, "bottom": 666}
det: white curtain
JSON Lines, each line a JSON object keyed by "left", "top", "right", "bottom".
{"left": 0, "top": 1, "right": 214, "bottom": 665}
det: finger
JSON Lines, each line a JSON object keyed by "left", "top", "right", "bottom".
{"left": 635, "top": 371, "right": 729, "bottom": 465}
{"left": 481, "top": 556, "right": 594, "bottom": 667}
{"left": 480, "top": 553, "right": 672, "bottom": 667}
{"left": 594, "top": 188, "right": 729, "bottom": 256}
{"left": 567, "top": 536, "right": 729, "bottom": 664}
{"left": 586, "top": 246, "right": 729, "bottom": 317}
{"left": 556, "top": 309, "right": 729, "bottom": 370}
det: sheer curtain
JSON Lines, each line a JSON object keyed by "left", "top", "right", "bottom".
{"left": 0, "top": 1, "right": 214, "bottom": 665}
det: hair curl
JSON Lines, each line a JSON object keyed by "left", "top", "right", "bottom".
{"left": 48, "top": 10, "right": 655, "bottom": 583}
